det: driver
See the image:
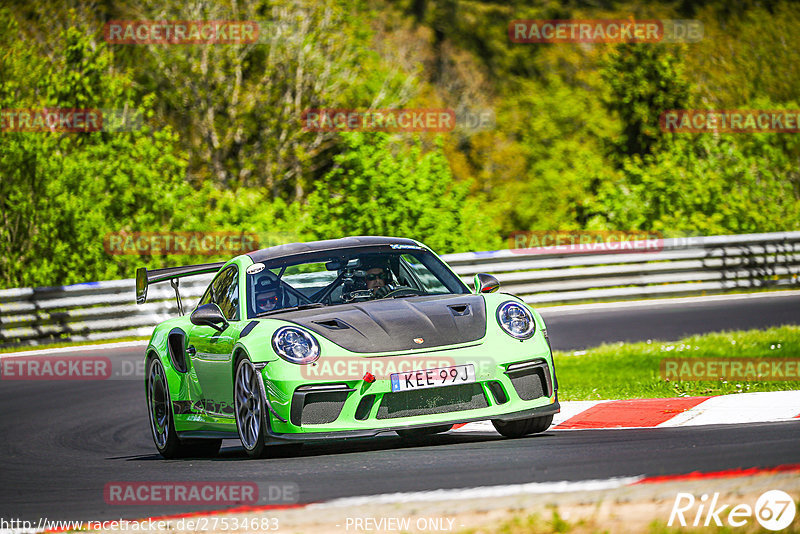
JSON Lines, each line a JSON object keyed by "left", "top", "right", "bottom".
{"left": 254, "top": 279, "right": 282, "bottom": 313}
{"left": 362, "top": 259, "right": 395, "bottom": 298}
{"left": 365, "top": 266, "right": 390, "bottom": 292}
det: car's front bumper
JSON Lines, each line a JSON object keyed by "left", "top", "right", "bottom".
{"left": 257, "top": 336, "right": 559, "bottom": 440}
{"left": 261, "top": 396, "right": 560, "bottom": 442}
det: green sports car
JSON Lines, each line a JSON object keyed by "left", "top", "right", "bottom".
{"left": 137, "top": 236, "right": 559, "bottom": 458}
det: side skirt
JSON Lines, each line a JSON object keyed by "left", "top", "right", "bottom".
{"left": 176, "top": 430, "right": 239, "bottom": 440}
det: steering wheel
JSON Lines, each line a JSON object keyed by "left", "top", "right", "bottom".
{"left": 376, "top": 287, "right": 421, "bottom": 299}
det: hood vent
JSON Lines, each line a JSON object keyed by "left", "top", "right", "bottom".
{"left": 281, "top": 294, "right": 486, "bottom": 353}
{"left": 448, "top": 304, "right": 471, "bottom": 317}
{"left": 313, "top": 319, "right": 351, "bottom": 330}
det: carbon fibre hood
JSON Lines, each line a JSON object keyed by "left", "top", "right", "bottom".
{"left": 279, "top": 294, "right": 486, "bottom": 353}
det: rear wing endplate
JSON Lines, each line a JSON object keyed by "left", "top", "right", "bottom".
{"left": 136, "top": 262, "right": 225, "bottom": 315}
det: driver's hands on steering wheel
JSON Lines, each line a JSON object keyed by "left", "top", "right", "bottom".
{"left": 373, "top": 284, "right": 394, "bottom": 299}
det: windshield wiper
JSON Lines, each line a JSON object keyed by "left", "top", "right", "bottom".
{"left": 256, "top": 302, "right": 326, "bottom": 317}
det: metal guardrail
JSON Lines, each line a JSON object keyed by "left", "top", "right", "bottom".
{"left": 445, "top": 232, "right": 800, "bottom": 305}
{"left": 1, "top": 232, "right": 798, "bottom": 347}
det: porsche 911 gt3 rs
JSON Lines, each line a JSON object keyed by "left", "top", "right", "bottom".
{"left": 137, "top": 236, "right": 559, "bottom": 458}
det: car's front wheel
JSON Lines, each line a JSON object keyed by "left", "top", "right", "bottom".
{"left": 234, "top": 357, "right": 271, "bottom": 458}
{"left": 147, "top": 357, "right": 221, "bottom": 458}
{"left": 491, "top": 414, "right": 553, "bottom": 438}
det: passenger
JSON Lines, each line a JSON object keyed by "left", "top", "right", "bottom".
{"left": 254, "top": 280, "right": 282, "bottom": 313}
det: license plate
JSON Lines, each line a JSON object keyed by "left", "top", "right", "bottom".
{"left": 390, "top": 364, "right": 476, "bottom": 392}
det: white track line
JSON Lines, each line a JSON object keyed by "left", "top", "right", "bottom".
{"left": 308, "top": 476, "right": 644, "bottom": 508}
{"left": 0, "top": 340, "right": 148, "bottom": 359}
{"left": 539, "top": 290, "right": 800, "bottom": 315}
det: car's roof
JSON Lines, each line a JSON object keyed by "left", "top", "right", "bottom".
{"left": 246, "top": 236, "right": 422, "bottom": 263}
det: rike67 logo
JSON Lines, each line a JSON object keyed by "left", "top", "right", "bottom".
{"left": 669, "top": 490, "right": 796, "bottom": 531}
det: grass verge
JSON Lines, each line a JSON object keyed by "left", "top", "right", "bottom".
{"left": 555, "top": 325, "right": 800, "bottom": 400}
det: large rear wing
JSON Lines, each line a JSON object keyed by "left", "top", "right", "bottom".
{"left": 136, "top": 262, "right": 225, "bottom": 314}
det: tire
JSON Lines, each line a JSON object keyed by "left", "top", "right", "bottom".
{"left": 234, "top": 356, "right": 271, "bottom": 459}
{"left": 491, "top": 414, "right": 553, "bottom": 438}
{"left": 396, "top": 424, "right": 453, "bottom": 439}
{"left": 146, "top": 357, "right": 221, "bottom": 458}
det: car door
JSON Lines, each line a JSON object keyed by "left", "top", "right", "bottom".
{"left": 187, "top": 265, "right": 241, "bottom": 417}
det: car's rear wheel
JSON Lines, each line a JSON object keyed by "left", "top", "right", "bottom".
{"left": 491, "top": 414, "right": 553, "bottom": 438}
{"left": 147, "top": 357, "right": 221, "bottom": 458}
{"left": 234, "top": 357, "right": 271, "bottom": 458}
{"left": 396, "top": 424, "right": 453, "bottom": 439}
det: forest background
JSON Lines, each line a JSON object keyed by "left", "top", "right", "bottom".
{"left": 1, "top": 0, "right": 798, "bottom": 288}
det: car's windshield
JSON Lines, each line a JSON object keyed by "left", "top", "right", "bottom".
{"left": 246, "top": 246, "right": 469, "bottom": 317}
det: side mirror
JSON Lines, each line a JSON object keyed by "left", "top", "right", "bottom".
{"left": 190, "top": 303, "right": 229, "bottom": 332}
{"left": 473, "top": 273, "right": 500, "bottom": 294}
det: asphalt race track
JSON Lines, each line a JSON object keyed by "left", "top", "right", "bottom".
{"left": 540, "top": 291, "right": 800, "bottom": 351}
{"left": 1, "top": 293, "right": 799, "bottom": 521}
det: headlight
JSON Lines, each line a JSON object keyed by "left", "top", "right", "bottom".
{"left": 271, "top": 326, "right": 320, "bottom": 364}
{"left": 496, "top": 301, "right": 536, "bottom": 339}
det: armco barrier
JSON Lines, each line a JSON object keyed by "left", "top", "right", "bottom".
{"left": 446, "top": 232, "right": 800, "bottom": 304}
{"left": 0, "top": 232, "right": 798, "bottom": 347}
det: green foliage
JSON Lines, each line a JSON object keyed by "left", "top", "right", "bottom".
{"left": 497, "top": 51, "right": 621, "bottom": 233}
{"left": 601, "top": 43, "right": 692, "bottom": 158}
{"left": 557, "top": 325, "right": 800, "bottom": 400}
{"left": 126, "top": 0, "right": 413, "bottom": 200}
{"left": 306, "top": 132, "right": 501, "bottom": 254}
{"left": 598, "top": 128, "right": 800, "bottom": 235}
{"left": 2, "top": 0, "right": 800, "bottom": 289}
{"left": 596, "top": 41, "right": 799, "bottom": 235}
{"left": 0, "top": 9, "right": 188, "bottom": 287}
{"left": 690, "top": 2, "right": 800, "bottom": 107}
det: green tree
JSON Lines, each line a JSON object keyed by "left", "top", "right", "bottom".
{"left": 0, "top": 11, "right": 188, "bottom": 287}
{"left": 601, "top": 43, "right": 692, "bottom": 158}
{"left": 126, "top": 0, "right": 414, "bottom": 200}
{"left": 598, "top": 129, "right": 800, "bottom": 235}
{"left": 690, "top": 1, "right": 800, "bottom": 107}
{"left": 306, "top": 132, "right": 501, "bottom": 253}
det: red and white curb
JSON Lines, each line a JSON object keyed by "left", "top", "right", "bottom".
{"left": 452, "top": 390, "right": 800, "bottom": 433}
